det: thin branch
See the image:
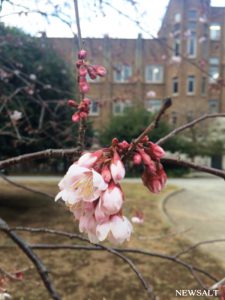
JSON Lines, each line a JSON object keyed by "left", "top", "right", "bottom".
{"left": 11, "top": 227, "right": 218, "bottom": 284}
{"left": 175, "top": 239, "right": 225, "bottom": 258}
{"left": 0, "top": 173, "right": 54, "bottom": 199}
{"left": 0, "top": 219, "right": 61, "bottom": 300}
{"left": 162, "top": 157, "right": 225, "bottom": 180}
{"left": 124, "top": 98, "right": 172, "bottom": 160}
{"left": 157, "top": 113, "right": 225, "bottom": 145}
{"left": 11, "top": 227, "right": 154, "bottom": 297}
{"left": 0, "top": 148, "right": 78, "bottom": 170}
{"left": 73, "top": 0, "right": 82, "bottom": 49}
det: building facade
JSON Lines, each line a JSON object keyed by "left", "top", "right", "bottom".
{"left": 49, "top": 0, "right": 225, "bottom": 130}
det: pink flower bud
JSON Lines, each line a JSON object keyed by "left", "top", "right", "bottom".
{"left": 138, "top": 148, "right": 156, "bottom": 173}
{"left": 118, "top": 140, "right": 129, "bottom": 150}
{"left": 149, "top": 142, "right": 165, "bottom": 160}
{"left": 83, "top": 98, "right": 91, "bottom": 105}
{"left": 72, "top": 112, "right": 80, "bottom": 123}
{"left": 133, "top": 153, "right": 142, "bottom": 165}
{"left": 142, "top": 164, "right": 167, "bottom": 193}
{"left": 76, "top": 60, "right": 83, "bottom": 68}
{"left": 79, "top": 111, "right": 88, "bottom": 119}
{"left": 101, "top": 182, "right": 123, "bottom": 215}
{"left": 67, "top": 99, "right": 78, "bottom": 107}
{"left": 112, "top": 138, "right": 119, "bottom": 146}
{"left": 78, "top": 49, "right": 87, "bottom": 59}
{"left": 79, "top": 66, "right": 87, "bottom": 76}
{"left": 79, "top": 82, "right": 90, "bottom": 93}
{"left": 110, "top": 150, "right": 125, "bottom": 183}
{"left": 101, "top": 165, "right": 112, "bottom": 183}
{"left": 87, "top": 66, "right": 97, "bottom": 80}
{"left": 94, "top": 65, "right": 107, "bottom": 77}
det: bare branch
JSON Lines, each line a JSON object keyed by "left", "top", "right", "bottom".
{"left": 0, "top": 218, "right": 61, "bottom": 300}
{"left": 162, "top": 158, "right": 225, "bottom": 180}
{"left": 0, "top": 173, "right": 54, "bottom": 200}
{"left": 157, "top": 113, "right": 225, "bottom": 145}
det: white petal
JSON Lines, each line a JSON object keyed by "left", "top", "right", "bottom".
{"left": 78, "top": 153, "right": 97, "bottom": 168}
{"left": 55, "top": 190, "right": 63, "bottom": 202}
{"left": 67, "top": 164, "right": 89, "bottom": 177}
{"left": 92, "top": 169, "right": 108, "bottom": 190}
{"left": 96, "top": 222, "right": 110, "bottom": 241}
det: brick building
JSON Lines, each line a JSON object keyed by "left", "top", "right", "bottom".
{"left": 49, "top": 0, "right": 225, "bottom": 130}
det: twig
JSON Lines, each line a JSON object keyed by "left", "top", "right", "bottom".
{"left": 73, "top": 0, "right": 82, "bottom": 50}
{"left": 157, "top": 113, "right": 225, "bottom": 145}
{"left": 11, "top": 227, "right": 154, "bottom": 297}
{"left": 11, "top": 227, "right": 218, "bottom": 284}
{"left": 0, "top": 173, "right": 54, "bottom": 199}
{"left": 0, "top": 219, "right": 61, "bottom": 300}
{"left": 124, "top": 98, "right": 172, "bottom": 160}
{"left": 162, "top": 157, "right": 225, "bottom": 180}
{"left": 175, "top": 239, "right": 225, "bottom": 258}
{"left": 0, "top": 148, "right": 78, "bottom": 170}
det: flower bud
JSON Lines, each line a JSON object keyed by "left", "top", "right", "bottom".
{"left": 79, "top": 66, "right": 87, "bottom": 76}
{"left": 133, "top": 153, "right": 142, "bottom": 165}
{"left": 76, "top": 60, "right": 83, "bottom": 68}
{"left": 72, "top": 112, "right": 80, "bottom": 123}
{"left": 118, "top": 140, "right": 129, "bottom": 150}
{"left": 67, "top": 99, "right": 78, "bottom": 107}
{"left": 94, "top": 65, "right": 107, "bottom": 77}
{"left": 101, "top": 165, "right": 112, "bottom": 183}
{"left": 78, "top": 49, "right": 87, "bottom": 59}
{"left": 79, "top": 82, "right": 90, "bottom": 93}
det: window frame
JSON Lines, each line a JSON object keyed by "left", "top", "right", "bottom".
{"left": 145, "top": 64, "right": 164, "bottom": 84}
{"left": 89, "top": 100, "right": 100, "bottom": 116}
{"left": 172, "top": 77, "right": 179, "bottom": 95}
{"left": 208, "top": 99, "right": 219, "bottom": 113}
{"left": 112, "top": 100, "right": 132, "bottom": 116}
{"left": 209, "top": 23, "right": 221, "bottom": 41}
{"left": 187, "top": 75, "right": 195, "bottom": 95}
{"left": 114, "top": 64, "right": 132, "bottom": 83}
{"left": 145, "top": 99, "right": 162, "bottom": 113}
{"left": 187, "top": 32, "right": 197, "bottom": 58}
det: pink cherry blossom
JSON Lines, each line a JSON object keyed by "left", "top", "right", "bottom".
{"left": 55, "top": 164, "right": 108, "bottom": 204}
{"left": 133, "top": 153, "right": 142, "bottom": 165}
{"left": 110, "top": 150, "right": 125, "bottom": 183}
{"left": 96, "top": 215, "right": 133, "bottom": 244}
{"left": 77, "top": 150, "right": 103, "bottom": 168}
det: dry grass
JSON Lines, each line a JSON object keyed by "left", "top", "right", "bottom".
{"left": 0, "top": 178, "right": 224, "bottom": 300}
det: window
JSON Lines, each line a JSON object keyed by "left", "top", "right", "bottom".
{"left": 174, "top": 13, "right": 181, "bottom": 23}
{"left": 188, "top": 10, "right": 197, "bottom": 20}
{"left": 187, "top": 75, "right": 195, "bottom": 94}
{"left": 173, "top": 23, "right": 181, "bottom": 35}
{"left": 172, "top": 77, "right": 179, "bottom": 94}
{"left": 114, "top": 64, "right": 132, "bottom": 82}
{"left": 209, "top": 57, "right": 219, "bottom": 65}
{"left": 145, "top": 99, "right": 162, "bottom": 113}
{"left": 201, "top": 77, "right": 207, "bottom": 95}
{"left": 113, "top": 100, "right": 132, "bottom": 115}
{"left": 208, "top": 100, "right": 219, "bottom": 113}
{"left": 209, "top": 23, "right": 221, "bottom": 40}
{"left": 187, "top": 32, "right": 197, "bottom": 57}
{"left": 173, "top": 38, "right": 181, "bottom": 56}
{"left": 89, "top": 100, "right": 100, "bottom": 116}
{"left": 209, "top": 57, "right": 220, "bottom": 83}
{"left": 145, "top": 65, "right": 164, "bottom": 83}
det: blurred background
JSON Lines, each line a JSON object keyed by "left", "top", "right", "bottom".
{"left": 0, "top": 1, "right": 225, "bottom": 299}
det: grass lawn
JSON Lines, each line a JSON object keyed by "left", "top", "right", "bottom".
{"left": 0, "top": 178, "right": 224, "bottom": 300}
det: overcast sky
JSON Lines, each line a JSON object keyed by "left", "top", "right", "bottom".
{"left": 0, "top": 0, "right": 225, "bottom": 38}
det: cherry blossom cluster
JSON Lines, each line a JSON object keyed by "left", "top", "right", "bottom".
{"left": 68, "top": 49, "right": 107, "bottom": 123}
{"left": 68, "top": 98, "right": 91, "bottom": 123}
{"left": 55, "top": 137, "right": 167, "bottom": 244}
{"left": 76, "top": 49, "right": 106, "bottom": 94}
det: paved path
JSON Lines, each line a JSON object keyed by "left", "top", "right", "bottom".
{"left": 165, "top": 178, "right": 225, "bottom": 266}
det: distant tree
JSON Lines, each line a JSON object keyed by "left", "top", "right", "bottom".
{"left": 0, "top": 24, "right": 93, "bottom": 160}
